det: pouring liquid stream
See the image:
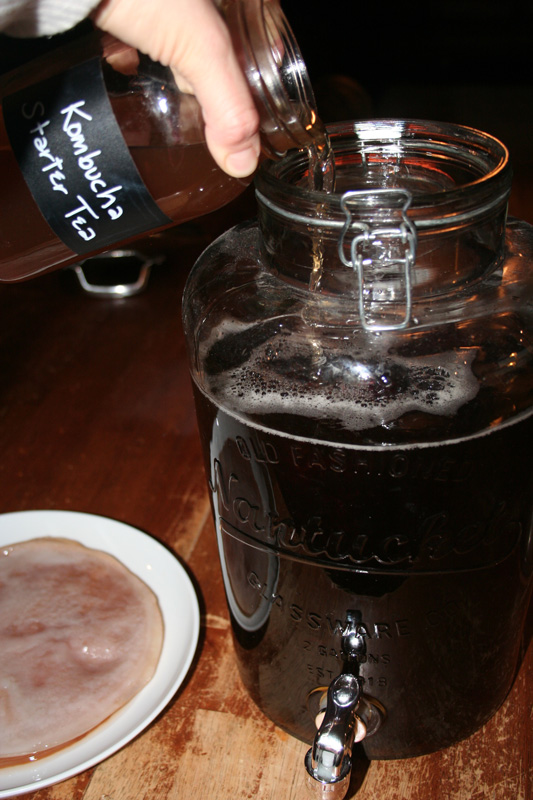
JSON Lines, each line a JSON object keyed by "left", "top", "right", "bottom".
{"left": 306, "top": 125, "right": 336, "bottom": 293}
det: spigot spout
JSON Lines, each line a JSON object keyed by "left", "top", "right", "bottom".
{"left": 305, "top": 672, "right": 361, "bottom": 799}
{"left": 305, "top": 611, "right": 384, "bottom": 799}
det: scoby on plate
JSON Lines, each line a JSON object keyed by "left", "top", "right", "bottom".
{"left": 0, "top": 537, "right": 164, "bottom": 762}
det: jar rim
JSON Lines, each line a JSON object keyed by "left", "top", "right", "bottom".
{"left": 255, "top": 119, "right": 511, "bottom": 231}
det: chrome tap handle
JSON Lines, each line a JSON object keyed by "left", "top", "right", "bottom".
{"left": 305, "top": 672, "right": 361, "bottom": 797}
{"left": 305, "top": 611, "right": 384, "bottom": 799}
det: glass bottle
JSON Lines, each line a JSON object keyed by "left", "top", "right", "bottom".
{"left": 183, "top": 119, "right": 533, "bottom": 760}
{"left": 0, "top": 0, "right": 324, "bottom": 282}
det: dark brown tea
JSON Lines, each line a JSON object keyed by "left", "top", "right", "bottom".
{"left": 192, "top": 317, "right": 533, "bottom": 759}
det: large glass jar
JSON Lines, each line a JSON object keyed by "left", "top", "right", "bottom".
{"left": 182, "top": 120, "right": 533, "bottom": 761}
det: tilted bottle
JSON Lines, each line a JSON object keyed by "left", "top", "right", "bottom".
{"left": 0, "top": 0, "right": 325, "bottom": 282}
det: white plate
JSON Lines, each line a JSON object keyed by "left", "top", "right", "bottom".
{"left": 0, "top": 510, "right": 200, "bottom": 797}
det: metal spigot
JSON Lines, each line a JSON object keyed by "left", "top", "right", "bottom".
{"left": 305, "top": 672, "right": 362, "bottom": 798}
{"left": 305, "top": 611, "right": 383, "bottom": 799}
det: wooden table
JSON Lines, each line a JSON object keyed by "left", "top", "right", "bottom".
{"left": 0, "top": 180, "right": 532, "bottom": 800}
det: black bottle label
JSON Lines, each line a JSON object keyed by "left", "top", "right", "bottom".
{"left": 2, "top": 56, "right": 171, "bottom": 255}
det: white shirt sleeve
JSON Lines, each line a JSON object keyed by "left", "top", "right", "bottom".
{"left": 0, "top": 0, "right": 100, "bottom": 37}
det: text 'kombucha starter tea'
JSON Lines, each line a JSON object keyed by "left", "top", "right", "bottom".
{"left": 0, "top": 0, "right": 326, "bottom": 281}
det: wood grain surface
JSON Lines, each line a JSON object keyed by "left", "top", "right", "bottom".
{"left": 0, "top": 180, "right": 531, "bottom": 800}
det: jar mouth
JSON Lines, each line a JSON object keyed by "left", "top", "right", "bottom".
{"left": 255, "top": 119, "right": 511, "bottom": 230}
{"left": 255, "top": 120, "right": 512, "bottom": 313}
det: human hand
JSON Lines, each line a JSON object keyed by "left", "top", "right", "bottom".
{"left": 93, "top": 0, "right": 261, "bottom": 178}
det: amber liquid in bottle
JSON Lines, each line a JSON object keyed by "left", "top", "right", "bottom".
{"left": 0, "top": 44, "right": 249, "bottom": 283}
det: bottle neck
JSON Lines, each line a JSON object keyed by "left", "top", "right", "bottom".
{"left": 222, "top": 0, "right": 326, "bottom": 159}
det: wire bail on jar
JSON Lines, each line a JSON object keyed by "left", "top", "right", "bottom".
{"left": 338, "top": 188, "right": 417, "bottom": 332}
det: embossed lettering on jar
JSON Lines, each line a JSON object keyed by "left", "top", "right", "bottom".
{"left": 183, "top": 120, "right": 533, "bottom": 761}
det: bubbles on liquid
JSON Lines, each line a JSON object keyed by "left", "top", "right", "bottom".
{"left": 208, "top": 329, "right": 480, "bottom": 434}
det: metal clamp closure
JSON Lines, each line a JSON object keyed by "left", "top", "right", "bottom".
{"left": 338, "top": 188, "right": 417, "bottom": 332}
